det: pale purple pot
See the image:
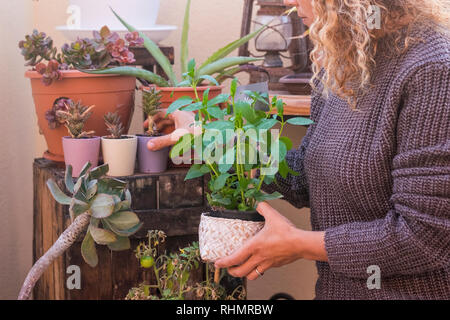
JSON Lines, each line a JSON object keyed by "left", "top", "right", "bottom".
{"left": 137, "top": 135, "right": 169, "bottom": 173}
{"left": 62, "top": 136, "right": 101, "bottom": 177}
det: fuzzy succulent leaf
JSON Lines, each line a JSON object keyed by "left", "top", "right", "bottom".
{"left": 90, "top": 194, "right": 115, "bottom": 219}
{"left": 47, "top": 180, "right": 72, "bottom": 205}
{"left": 89, "top": 225, "right": 117, "bottom": 245}
{"left": 104, "top": 112, "right": 124, "bottom": 139}
{"left": 106, "top": 211, "right": 140, "bottom": 231}
{"left": 81, "top": 231, "right": 98, "bottom": 267}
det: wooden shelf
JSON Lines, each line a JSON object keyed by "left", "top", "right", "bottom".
{"left": 269, "top": 92, "right": 311, "bottom": 116}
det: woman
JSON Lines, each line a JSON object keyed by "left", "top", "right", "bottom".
{"left": 148, "top": 0, "right": 450, "bottom": 299}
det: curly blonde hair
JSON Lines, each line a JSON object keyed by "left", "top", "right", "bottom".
{"left": 309, "top": 0, "right": 450, "bottom": 106}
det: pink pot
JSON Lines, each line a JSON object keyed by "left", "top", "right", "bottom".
{"left": 62, "top": 136, "right": 101, "bottom": 177}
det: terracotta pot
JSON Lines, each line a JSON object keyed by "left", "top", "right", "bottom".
{"left": 199, "top": 210, "right": 265, "bottom": 262}
{"left": 62, "top": 136, "right": 101, "bottom": 177}
{"left": 137, "top": 135, "right": 170, "bottom": 173}
{"left": 26, "top": 70, "right": 136, "bottom": 162}
{"left": 101, "top": 136, "right": 138, "bottom": 177}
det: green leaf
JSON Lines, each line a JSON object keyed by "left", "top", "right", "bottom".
{"left": 207, "top": 106, "right": 225, "bottom": 120}
{"left": 81, "top": 231, "right": 98, "bottom": 267}
{"left": 107, "top": 236, "right": 131, "bottom": 251}
{"left": 170, "top": 133, "right": 193, "bottom": 159}
{"left": 80, "top": 67, "right": 169, "bottom": 87}
{"left": 213, "top": 173, "right": 231, "bottom": 190}
{"left": 205, "top": 120, "right": 234, "bottom": 131}
{"left": 278, "top": 160, "right": 289, "bottom": 179}
{"left": 114, "top": 199, "right": 131, "bottom": 212}
{"left": 198, "top": 75, "right": 219, "bottom": 86}
{"left": 89, "top": 164, "right": 109, "bottom": 180}
{"left": 255, "top": 191, "right": 283, "bottom": 202}
{"left": 47, "top": 180, "right": 72, "bottom": 205}
{"left": 202, "top": 88, "right": 211, "bottom": 106}
{"left": 89, "top": 225, "right": 117, "bottom": 245}
{"left": 199, "top": 25, "right": 266, "bottom": 70}
{"left": 111, "top": 8, "right": 177, "bottom": 85}
{"left": 286, "top": 117, "right": 314, "bottom": 126}
{"left": 90, "top": 194, "right": 115, "bottom": 219}
{"left": 65, "top": 166, "right": 75, "bottom": 194}
{"left": 106, "top": 211, "right": 140, "bottom": 230}
{"left": 235, "top": 100, "right": 258, "bottom": 124}
{"left": 104, "top": 219, "right": 143, "bottom": 237}
{"left": 180, "top": 0, "right": 191, "bottom": 74}
{"left": 278, "top": 140, "right": 288, "bottom": 162}
{"left": 207, "top": 94, "right": 230, "bottom": 107}
{"left": 167, "top": 96, "right": 193, "bottom": 114}
{"left": 78, "top": 162, "right": 92, "bottom": 178}
{"left": 85, "top": 180, "right": 98, "bottom": 199}
{"left": 280, "top": 137, "right": 293, "bottom": 151}
{"left": 197, "top": 57, "right": 262, "bottom": 77}
{"left": 230, "top": 78, "right": 238, "bottom": 99}
{"left": 257, "top": 119, "right": 278, "bottom": 131}
{"left": 185, "top": 164, "right": 207, "bottom": 180}
{"left": 182, "top": 102, "right": 203, "bottom": 112}
{"left": 70, "top": 198, "right": 90, "bottom": 218}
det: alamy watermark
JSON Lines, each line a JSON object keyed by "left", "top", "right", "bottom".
{"left": 66, "top": 265, "right": 81, "bottom": 290}
{"left": 367, "top": 265, "right": 381, "bottom": 290}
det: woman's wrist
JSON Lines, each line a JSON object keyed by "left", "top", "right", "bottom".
{"left": 293, "top": 229, "right": 328, "bottom": 262}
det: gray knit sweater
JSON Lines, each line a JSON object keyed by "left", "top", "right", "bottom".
{"left": 265, "top": 26, "right": 450, "bottom": 300}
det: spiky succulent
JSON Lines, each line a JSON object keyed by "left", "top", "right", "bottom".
{"left": 56, "top": 100, "right": 95, "bottom": 139}
{"left": 142, "top": 87, "right": 162, "bottom": 136}
{"left": 104, "top": 112, "right": 125, "bottom": 139}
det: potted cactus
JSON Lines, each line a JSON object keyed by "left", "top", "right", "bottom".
{"left": 83, "top": 0, "right": 265, "bottom": 112}
{"left": 137, "top": 87, "right": 170, "bottom": 173}
{"left": 168, "top": 77, "right": 314, "bottom": 262}
{"left": 102, "top": 112, "right": 138, "bottom": 177}
{"left": 19, "top": 27, "right": 142, "bottom": 162}
{"left": 57, "top": 100, "right": 101, "bottom": 177}
{"left": 18, "top": 163, "right": 142, "bottom": 300}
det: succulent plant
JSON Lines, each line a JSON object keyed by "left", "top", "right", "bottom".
{"left": 45, "top": 97, "right": 73, "bottom": 129}
{"left": 142, "top": 87, "right": 162, "bottom": 136}
{"left": 19, "top": 163, "right": 143, "bottom": 300}
{"left": 104, "top": 112, "right": 125, "bottom": 139}
{"left": 19, "top": 26, "right": 142, "bottom": 85}
{"left": 18, "top": 30, "right": 60, "bottom": 66}
{"left": 56, "top": 100, "right": 95, "bottom": 139}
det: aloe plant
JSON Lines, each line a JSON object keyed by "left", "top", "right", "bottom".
{"left": 82, "top": 1, "right": 265, "bottom": 87}
{"left": 18, "top": 163, "right": 142, "bottom": 300}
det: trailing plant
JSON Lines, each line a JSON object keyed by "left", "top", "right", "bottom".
{"left": 104, "top": 112, "right": 125, "bottom": 139}
{"left": 82, "top": 0, "right": 266, "bottom": 87}
{"left": 168, "top": 74, "right": 314, "bottom": 212}
{"left": 18, "top": 163, "right": 143, "bottom": 300}
{"left": 19, "top": 26, "right": 142, "bottom": 86}
{"left": 127, "top": 230, "right": 245, "bottom": 300}
{"left": 57, "top": 100, "right": 95, "bottom": 139}
{"left": 142, "top": 87, "right": 163, "bottom": 136}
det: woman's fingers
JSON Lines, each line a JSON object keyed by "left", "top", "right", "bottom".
{"left": 227, "top": 254, "right": 262, "bottom": 278}
{"left": 155, "top": 119, "right": 174, "bottom": 131}
{"left": 215, "top": 239, "right": 256, "bottom": 269}
{"left": 147, "top": 128, "right": 192, "bottom": 151}
{"left": 246, "top": 261, "right": 272, "bottom": 281}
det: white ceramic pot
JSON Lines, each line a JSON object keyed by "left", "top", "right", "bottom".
{"left": 69, "top": 0, "right": 160, "bottom": 30}
{"left": 101, "top": 136, "right": 138, "bottom": 177}
{"left": 199, "top": 211, "right": 265, "bottom": 262}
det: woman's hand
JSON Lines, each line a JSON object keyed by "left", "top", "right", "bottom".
{"left": 215, "top": 202, "right": 328, "bottom": 280}
{"left": 145, "top": 109, "right": 196, "bottom": 151}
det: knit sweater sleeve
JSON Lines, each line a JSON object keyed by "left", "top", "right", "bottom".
{"left": 324, "top": 62, "right": 450, "bottom": 278}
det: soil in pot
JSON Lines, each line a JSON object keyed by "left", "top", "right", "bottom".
{"left": 101, "top": 135, "right": 138, "bottom": 177}
{"left": 62, "top": 136, "right": 101, "bottom": 177}
{"left": 137, "top": 134, "right": 170, "bottom": 173}
{"left": 27, "top": 70, "right": 136, "bottom": 162}
{"left": 199, "top": 209, "right": 265, "bottom": 262}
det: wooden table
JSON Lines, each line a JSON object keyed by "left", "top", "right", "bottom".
{"left": 270, "top": 92, "right": 311, "bottom": 116}
{"left": 32, "top": 159, "right": 243, "bottom": 300}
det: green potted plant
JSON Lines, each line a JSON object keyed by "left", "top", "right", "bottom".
{"left": 167, "top": 76, "right": 314, "bottom": 262}
{"left": 127, "top": 230, "right": 245, "bottom": 300}
{"left": 83, "top": 0, "right": 265, "bottom": 110}
{"left": 57, "top": 100, "right": 102, "bottom": 177}
{"left": 137, "top": 87, "right": 170, "bottom": 173}
{"left": 102, "top": 112, "right": 138, "bottom": 177}
{"left": 19, "top": 27, "right": 142, "bottom": 162}
{"left": 18, "top": 163, "right": 142, "bottom": 300}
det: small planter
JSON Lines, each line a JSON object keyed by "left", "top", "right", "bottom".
{"left": 101, "top": 136, "right": 138, "bottom": 177}
{"left": 62, "top": 136, "right": 101, "bottom": 177}
{"left": 26, "top": 70, "right": 136, "bottom": 162}
{"left": 137, "top": 135, "right": 169, "bottom": 173}
{"left": 199, "top": 210, "right": 265, "bottom": 262}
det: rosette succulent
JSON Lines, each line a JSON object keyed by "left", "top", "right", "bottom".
{"left": 56, "top": 100, "right": 96, "bottom": 139}
{"left": 45, "top": 97, "right": 73, "bottom": 129}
